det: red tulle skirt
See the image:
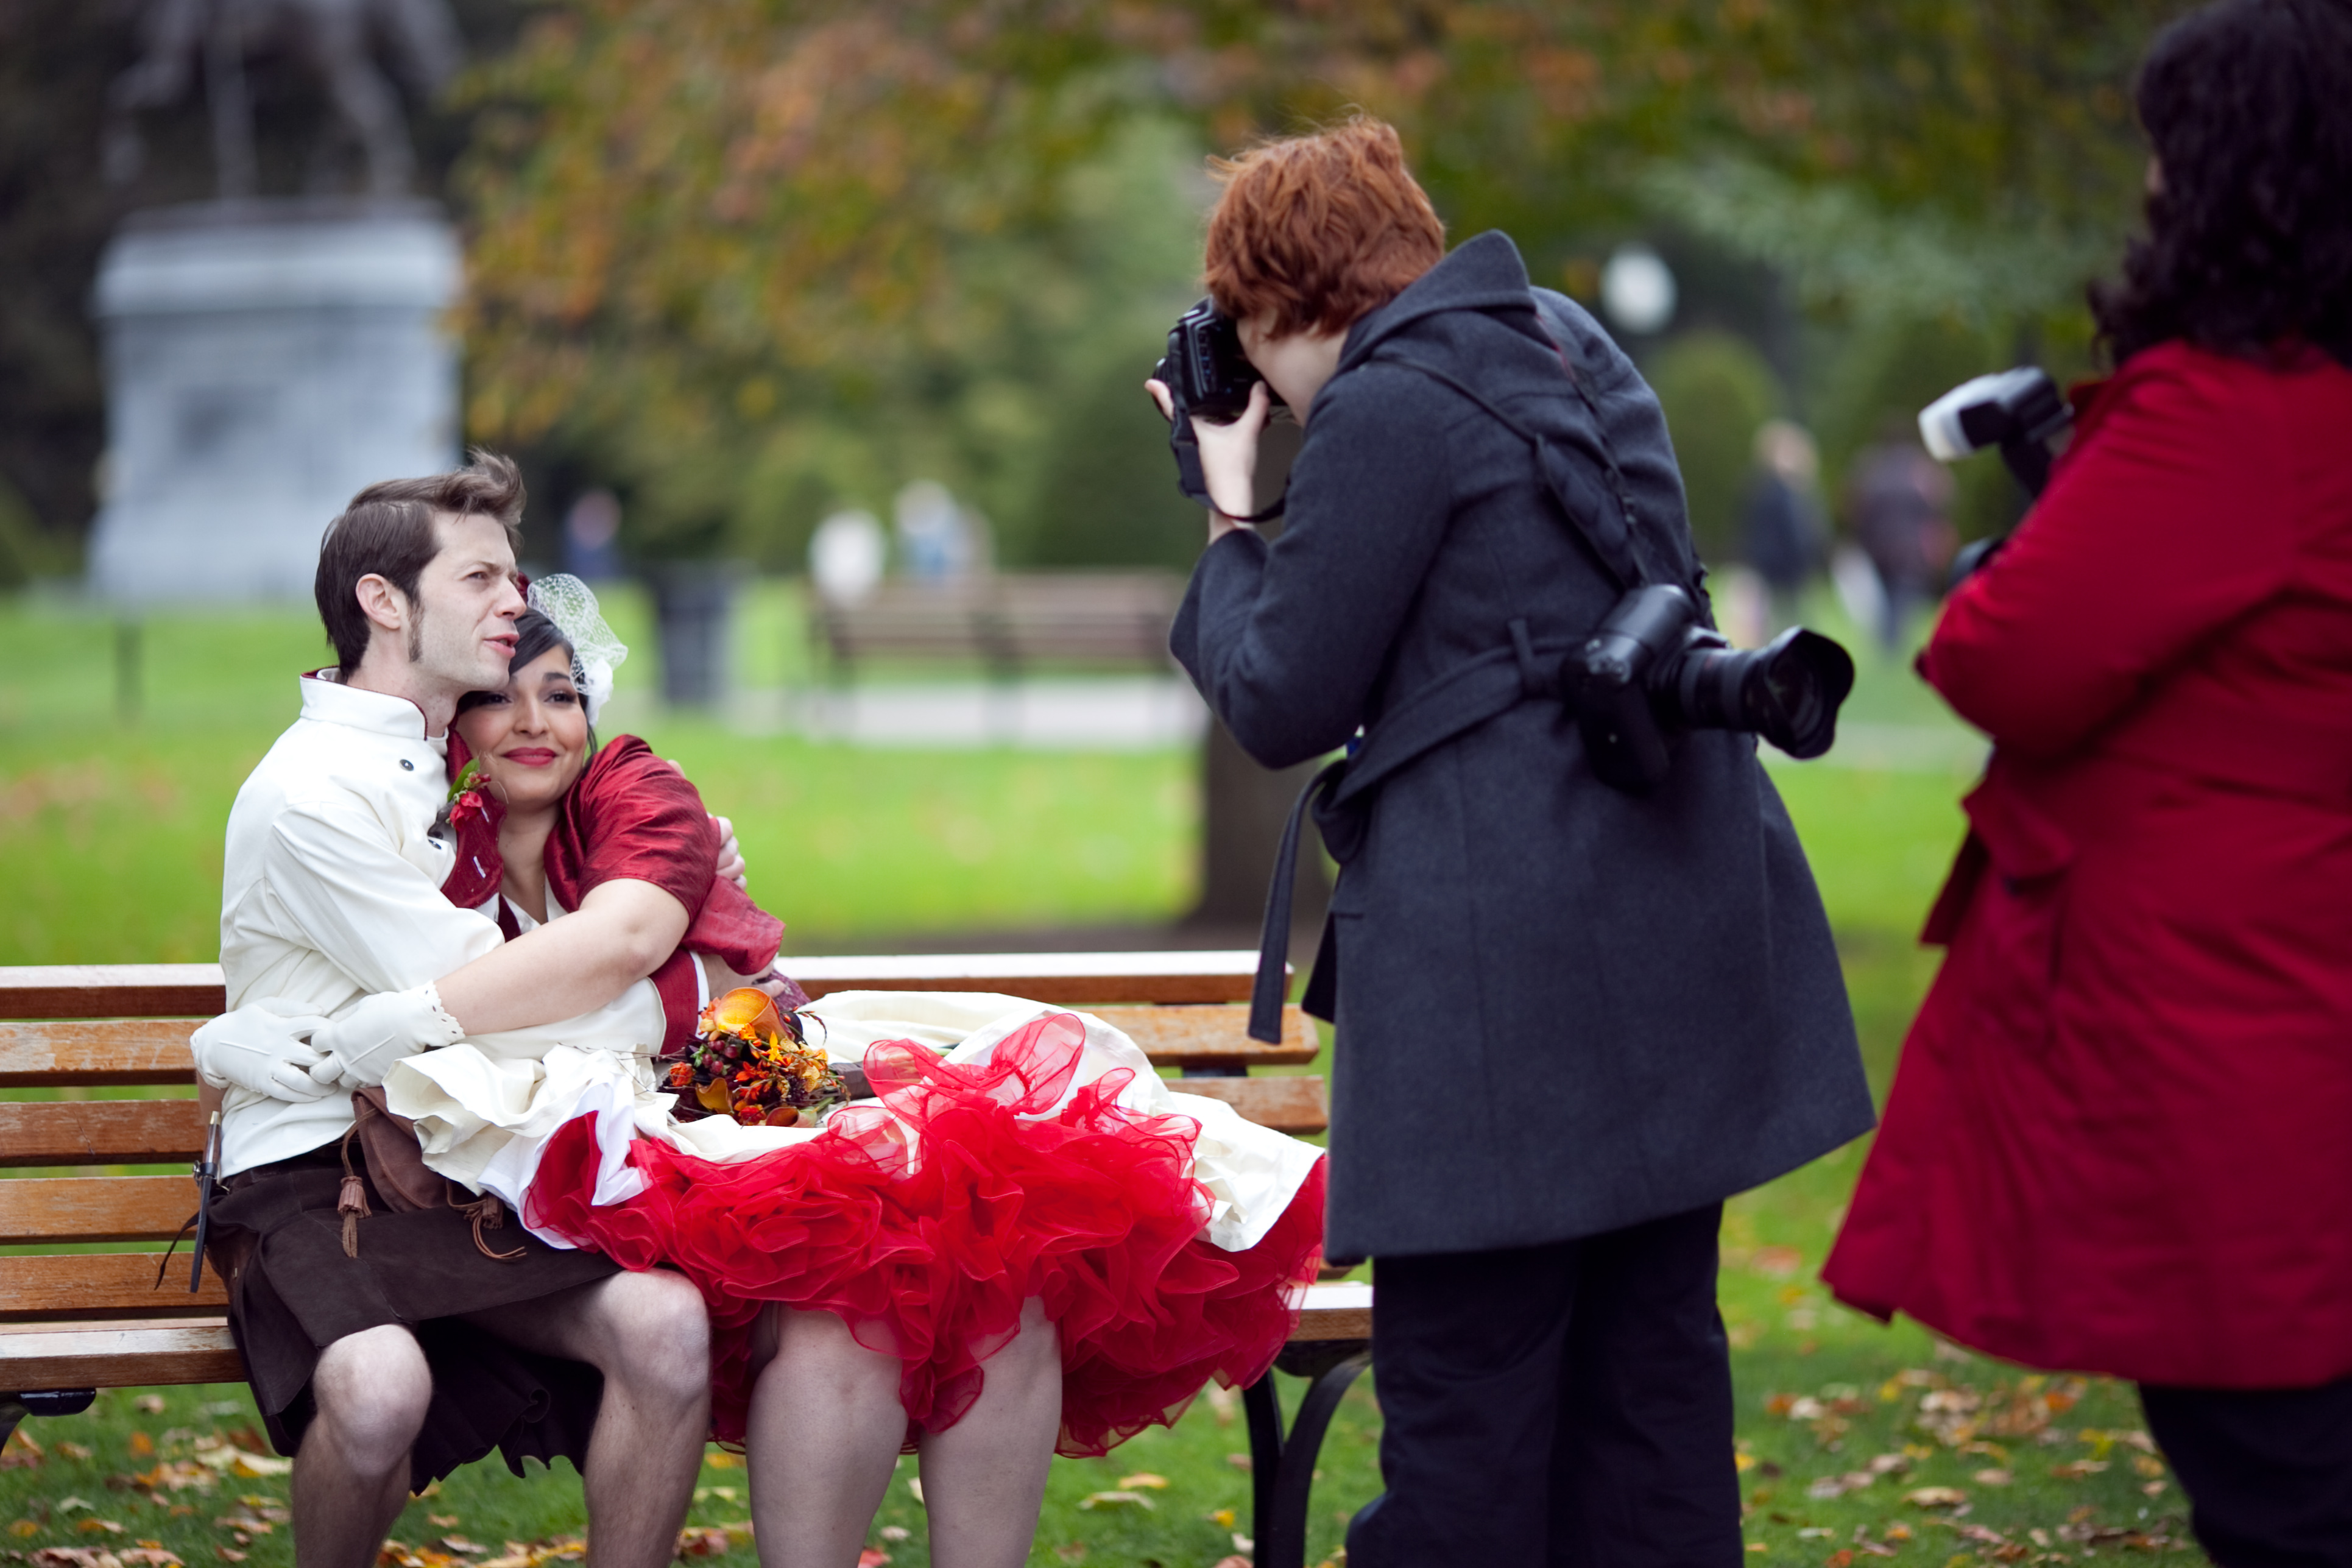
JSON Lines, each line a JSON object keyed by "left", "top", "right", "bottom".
{"left": 524, "top": 1013, "right": 1326, "bottom": 1455}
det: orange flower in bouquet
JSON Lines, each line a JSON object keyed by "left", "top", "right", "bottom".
{"left": 660, "top": 987, "right": 845, "bottom": 1128}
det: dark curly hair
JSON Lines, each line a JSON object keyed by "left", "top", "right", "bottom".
{"left": 2092, "top": 0, "right": 2352, "bottom": 369}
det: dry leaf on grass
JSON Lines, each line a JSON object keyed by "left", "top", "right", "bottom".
{"left": 1902, "top": 1486, "right": 1968, "bottom": 1509}
{"left": 1115, "top": 1473, "right": 1167, "bottom": 1489}
{"left": 1076, "top": 1491, "right": 1154, "bottom": 1511}
{"left": 132, "top": 1399, "right": 166, "bottom": 1417}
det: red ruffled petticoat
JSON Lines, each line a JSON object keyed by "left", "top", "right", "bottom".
{"left": 524, "top": 1013, "right": 1326, "bottom": 1456}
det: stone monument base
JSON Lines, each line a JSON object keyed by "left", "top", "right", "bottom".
{"left": 87, "top": 199, "right": 461, "bottom": 605}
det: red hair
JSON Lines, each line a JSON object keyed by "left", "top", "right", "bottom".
{"left": 1204, "top": 115, "right": 1447, "bottom": 338}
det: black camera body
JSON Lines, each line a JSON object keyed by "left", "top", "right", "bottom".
{"left": 1154, "top": 298, "right": 1264, "bottom": 423}
{"left": 1567, "top": 585, "right": 1856, "bottom": 794}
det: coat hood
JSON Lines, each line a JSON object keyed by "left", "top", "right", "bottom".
{"left": 1338, "top": 231, "right": 1544, "bottom": 375}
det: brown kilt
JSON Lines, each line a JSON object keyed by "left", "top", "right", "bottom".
{"left": 205, "top": 1145, "right": 622, "bottom": 1492}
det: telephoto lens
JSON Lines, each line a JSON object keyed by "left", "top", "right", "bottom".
{"left": 1566, "top": 585, "right": 1856, "bottom": 793}
{"left": 1670, "top": 627, "right": 1856, "bottom": 761}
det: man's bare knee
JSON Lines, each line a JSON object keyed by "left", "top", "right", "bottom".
{"left": 308, "top": 1325, "right": 431, "bottom": 1475}
{"left": 584, "top": 1271, "right": 710, "bottom": 1404}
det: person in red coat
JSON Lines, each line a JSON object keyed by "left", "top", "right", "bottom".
{"left": 1822, "top": 2, "right": 2352, "bottom": 1561}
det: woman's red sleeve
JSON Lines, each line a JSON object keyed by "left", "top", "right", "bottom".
{"left": 546, "top": 736, "right": 786, "bottom": 978}
{"left": 1921, "top": 344, "right": 2299, "bottom": 757}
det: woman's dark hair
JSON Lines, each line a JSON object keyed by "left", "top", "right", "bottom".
{"left": 2092, "top": 0, "right": 2352, "bottom": 368}
{"left": 456, "top": 607, "right": 597, "bottom": 750}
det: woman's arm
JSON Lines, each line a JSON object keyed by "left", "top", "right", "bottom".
{"left": 1924, "top": 350, "right": 2298, "bottom": 756}
{"left": 434, "top": 877, "right": 689, "bottom": 1034}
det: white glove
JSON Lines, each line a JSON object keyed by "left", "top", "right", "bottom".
{"left": 191, "top": 1000, "right": 337, "bottom": 1102}
{"left": 306, "top": 983, "right": 466, "bottom": 1092}
{"left": 712, "top": 814, "right": 747, "bottom": 888}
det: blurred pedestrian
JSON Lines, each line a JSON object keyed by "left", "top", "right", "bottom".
{"left": 1844, "top": 423, "right": 1955, "bottom": 651}
{"left": 1823, "top": 4, "right": 2352, "bottom": 1563}
{"left": 1738, "top": 418, "right": 1828, "bottom": 634}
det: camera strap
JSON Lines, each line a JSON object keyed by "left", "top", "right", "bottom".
{"left": 1369, "top": 351, "right": 1675, "bottom": 596}
{"left": 1168, "top": 416, "right": 1288, "bottom": 523}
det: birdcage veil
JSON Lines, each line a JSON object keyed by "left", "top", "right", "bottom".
{"left": 527, "top": 574, "right": 628, "bottom": 726}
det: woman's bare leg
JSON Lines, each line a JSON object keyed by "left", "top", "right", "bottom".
{"left": 745, "top": 1305, "right": 908, "bottom": 1568}
{"left": 917, "top": 1298, "right": 1062, "bottom": 1568}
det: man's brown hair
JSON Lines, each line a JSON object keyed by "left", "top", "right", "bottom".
{"left": 1204, "top": 115, "right": 1447, "bottom": 338}
{"left": 314, "top": 450, "right": 526, "bottom": 676}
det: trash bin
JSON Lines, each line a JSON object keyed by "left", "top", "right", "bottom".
{"left": 646, "top": 562, "right": 737, "bottom": 708}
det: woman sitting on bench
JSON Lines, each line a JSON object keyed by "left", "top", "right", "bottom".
{"left": 375, "top": 577, "right": 1327, "bottom": 1568}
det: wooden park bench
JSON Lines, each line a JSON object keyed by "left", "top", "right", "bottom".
{"left": 1, "top": 955, "right": 1370, "bottom": 1568}
{"left": 807, "top": 572, "right": 1185, "bottom": 684}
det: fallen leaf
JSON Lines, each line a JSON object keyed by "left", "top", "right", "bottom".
{"left": 127, "top": 1436, "right": 154, "bottom": 1460}
{"left": 1751, "top": 1245, "right": 1803, "bottom": 1277}
{"left": 1212, "top": 1559, "right": 1251, "bottom": 1568}
{"left": 1971, "top": 1468, "right": 2013, "bottom": 1486}
{"left": 133, "top": 1398, "right": 168, "bottom": 1416}
{"left": 428, "top": 1517, "right": 461, "bottom": 1529}
{"left": 1076, "top": 1491, "right": 1154, "bottom": 1511}
{"left": 1116, "top": 1473, "right": 1167, "bottom": 1490}
{"left": 58, "top": 1443, "right": 95, "bottom": 1462}
{"left": 673, "top": 1527, "right": 729, "bottom": 1558}
{"left": 77, "top": 1520, "right": 127, "bottom": 1535}
{"left": 1225, "top": 1453, "right": 1252, "bottom": 1471}
{"left": 2142, "top": 1480, "right": 2168, "bottom": 1497}
{"left": 1204, "top": 1385, "right": 1239, "bottom": 1427}
{"left": 121, "top": 1551, "right": 182, "bottom": 1567}
{"left": 12, "top": 1521, "right": 44, "bottom": 1538}
{"left": 2, "top": 1431, "right": 44, "bottom": 1471}
{"left": 440, "top": 1539, "right": 487, "bottom": 1555}
{"left": 2133, "top": 1454, "right": 2165, "bottom": 1478}
{"left": 905, "top": 1478, "right": 923, "bottom": 1506}
{"left": 1824, "top": 1551, "right": 1854, "bottom": 1567}
{"left": 855, "top": 1552, "right": 889, "bottom": 1568}
{"left": 2050, "top": 1459, "right": 2108, "bottom": 1480}
{"left": 1207, "top": 1508, "right": 1235, "bottom": 1528}
{"left": 218, "top": 1553, "right": 247, "bottom": 1563}
{"left": 703, "top": 1451, "right": 741, "bottom": 1471}
{"left": 1902, "top": 1486, "right": 1968, "bottom": 1509}
{"left": 56, "top": 1502, "right": 93, "bottom": 1515}
{"left": 878, "top": 1527, "right": 908, "bottom": 1543}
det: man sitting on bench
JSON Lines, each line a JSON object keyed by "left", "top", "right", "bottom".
{"left": 190, "top": 454, "right": 719, "bottom": 1568}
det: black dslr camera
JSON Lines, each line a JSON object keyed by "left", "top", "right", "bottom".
{"left": 1154, "top": 298, "right": 1263, "bottom": 422}
{"left": 1568, "top": 585, "right": 1855, "bottom": 794}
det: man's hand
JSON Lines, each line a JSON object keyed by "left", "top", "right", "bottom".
{"left": 712, "top": 815, "right": 747, "bottom": 888}
{"left": 307, "top": 984, "right": 466, "bottom": 1092}
{"left": 191, "top": 1000, "right": 337, "bottom": 1102}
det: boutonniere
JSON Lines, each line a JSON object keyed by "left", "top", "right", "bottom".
{"left": 445, "top": 759, "right": 490, "bottom": 828}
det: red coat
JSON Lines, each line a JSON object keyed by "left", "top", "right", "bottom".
{"left": 1823, "top": 340, "right": 2352, "bottom": 1387}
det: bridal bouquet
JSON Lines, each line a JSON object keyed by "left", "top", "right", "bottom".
{"left": 662, "top": 987, "right": 846, "bottom": 1126}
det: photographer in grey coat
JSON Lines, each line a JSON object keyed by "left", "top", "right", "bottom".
{"left": 1148, "top": 117, "right": 1873, "bottom": 1566}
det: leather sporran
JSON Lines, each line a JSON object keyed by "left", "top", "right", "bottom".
{"left": 337, "top": 1089, "right": 524, "bottom": 1262}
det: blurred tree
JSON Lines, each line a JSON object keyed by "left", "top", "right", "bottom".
{"left": 1645, "top": 331, "right": 1785, "bottom": 568}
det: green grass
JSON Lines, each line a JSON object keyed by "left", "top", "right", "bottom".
{"left": 0, "top": 588, "right": 2208, "bottom": 1564}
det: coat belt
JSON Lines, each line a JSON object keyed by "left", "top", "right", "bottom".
{"left": 1248, "top": 625, "right": 1580, "bottom": 1043}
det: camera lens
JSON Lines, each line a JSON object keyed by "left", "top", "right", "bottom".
{"left": 1669, "top": 629, "right": 1854, "bottom": 760}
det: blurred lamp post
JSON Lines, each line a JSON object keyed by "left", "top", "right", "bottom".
{"left": 1601, "top": 244, "right": 1678, "bottom": 336}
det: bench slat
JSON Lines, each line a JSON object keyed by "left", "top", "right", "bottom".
{"left": 1290, "top": 1281, "right": 1372, "bottom": 1342}
{"left": 788, "top": 952, "right": 1263, "bottom": 1005}
{"left": 0, "top": 1100, "right": 208, "bottom": 1167}
{"left": 0, "top": 1178, "right": 199, "bottom": 1245}
{"left": 0, "top": 1019, "right": 199, "bottom": 1087}
{"left": 1107, "top": 1004, "right": 1317, "bottom": 1068}
{"left": 0, "top": 966, "right": 227, "bottom": 1021}
{"left": 1170, "top": 1076, "right": 1328, "bottom": 1135}
{"left": 1, "top": 955, "right": 1270, "bottom": 1023}
{"left": 0, "top": 1005, "right": 1308, "bottom": 1087}
{"left": 0, "top": 1320, "right": 243, "bottom": 1389}
{"left": 1, "top": 1254, "right": 230, "bottom": 1321}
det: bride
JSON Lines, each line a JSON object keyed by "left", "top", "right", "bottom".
{"left": 373, "top": 577, "right": 1326, "bottom": 1568}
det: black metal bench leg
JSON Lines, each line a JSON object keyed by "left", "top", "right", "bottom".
{"left": 1, "top": 1390, "right": 96, "bottom": 1453}
{"left": 1245, "top": 1349, "right": 1374, "bottom": 1568}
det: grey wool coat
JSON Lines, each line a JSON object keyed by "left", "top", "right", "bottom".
{"left": 1171, "top": 231, "right": 1875, "bottom": 1261}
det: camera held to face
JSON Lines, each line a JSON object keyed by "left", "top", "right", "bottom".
{"left": 1568, "top": 585, "right": 1856, "bottom": 794}
{"left": 1154, "top": 298, "right": 1265, "bottom": 423}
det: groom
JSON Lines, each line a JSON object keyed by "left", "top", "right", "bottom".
{"left": 192, "top": 452, "right": 712, "bottom": 1568}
